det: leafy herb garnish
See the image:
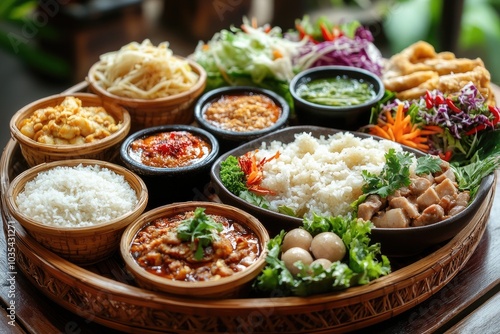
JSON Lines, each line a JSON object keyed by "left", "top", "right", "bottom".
{"left": 361, "top": 149, "right": 414, "bottom": 198}
{"left": 177, "top": 207, "right": 223, "bottom": 261}
{"left": 414, "top": 155, "right": 442, "bottom": 175}
{"left": 219, "top": 155, "right": 271, "bottom": 208}
{"left": 450, "top": 129, "right": 500, "bottom": 199}
{"left": 351, "top": 149, "right": 442, "bottom": 209}
{"left": 220, "top": 156, "right": 246, "bottom": 195}
{"left": 253, "top": 214, "right": 390, "bottom": 297}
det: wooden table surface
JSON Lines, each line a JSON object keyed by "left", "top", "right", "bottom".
{"left": 2, "top": 82, "right": 500, "bottom": 333}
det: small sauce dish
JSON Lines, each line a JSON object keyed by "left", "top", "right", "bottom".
{"left": 194, "top": 86, "right": 290, "bottom": 152}
{"left": 290, "top": 66, "right": 385, "bottom": 130}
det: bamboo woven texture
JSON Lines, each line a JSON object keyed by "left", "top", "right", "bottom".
{"left": 86, "top": 58, "right": 207, "bottom": 132}
{"left": 1, "top": 138, "right": 496, "bottom": 333}
{"left": 5, "top": 158, "right": 148, "bottom": 265}
{"left": 9, "top": 93, "right": 131, "bottom": 167}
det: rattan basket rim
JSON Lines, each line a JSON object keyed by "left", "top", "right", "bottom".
{"left": 86, "top": 56, "right": 207, "bottom": 106}
{"left": 9, "top": 92, "right": 131, "bottom": 152}
{"left": 6, "top": 158, "right": 148, "bottom": 234}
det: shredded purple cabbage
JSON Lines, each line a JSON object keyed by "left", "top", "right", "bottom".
{"left": 293, "top": 27, "right": 383, "bottom": 76}
{"left": 418, "top": 83, "right": 492, "bottom": 139}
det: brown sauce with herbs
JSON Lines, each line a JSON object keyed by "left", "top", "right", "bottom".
{"left": 128, "top": 131, "right": 211, "bottom": 168}
{"left": 203, "top": 94, "right": 281, "bottom": 132}
{"left": 130, "top": 211, "right": 260, "bottom": 282}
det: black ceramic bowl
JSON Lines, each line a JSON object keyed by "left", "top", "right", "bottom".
{"left": 194, "top": 86, "right": 290, "bottom": 152}
{"left": 210, "top": 125, "right": 495, "bottom": 257}
{"left": 120, "top": 125, "right": 219, "bottom": 207}
{"left": 289, "top": 66, "right": 385, "bottom": 130}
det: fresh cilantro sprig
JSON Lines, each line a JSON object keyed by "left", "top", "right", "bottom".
{"left": 177, "top": 207, "right": 223, "bottom": 261}
{"left": 361, "top": 149, "right": 413, "bottom": 198}
{"left": 351, "top": 149, "right": 442, "bottom": 209}
{"left": 415, "top": 154, "right": 442, "bottom": 175}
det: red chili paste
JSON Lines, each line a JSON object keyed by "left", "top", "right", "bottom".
{"left": 128, "top": 131, "right": 211, "bottom": 168}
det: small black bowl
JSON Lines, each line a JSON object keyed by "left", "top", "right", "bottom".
{"left": 289, "top": 66, "right": 384, "bottom": 130}
{"left": 194, "top": 86, "right": 290, "bottom": 152}
{"left": 120, "top": 125, "right": 219, "bottom": 207}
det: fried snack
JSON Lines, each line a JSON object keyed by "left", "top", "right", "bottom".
{"left": 382, "top": 41, "right": 495, "bottom": 105}
{"left": 18, "top": 96, "right": 122, "bottom": 145}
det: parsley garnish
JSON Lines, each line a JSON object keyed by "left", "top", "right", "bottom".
{"left": 176, "top": 207, "right": 223, "bottom": 261}
{"left": 359, "top": 149, "right": 442, "bottom": 201}
{"left": 220, "top": 156, "right": 246, "bottom": 195}
{"left": 361, "top": 149, "right": 413, "bottom": 198}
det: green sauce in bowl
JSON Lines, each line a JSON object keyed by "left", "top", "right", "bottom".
{"left": 297, "top": 76, "right": 376, "bottom": 107}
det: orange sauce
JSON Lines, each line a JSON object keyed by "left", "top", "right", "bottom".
{"left": 130, "top": 211, "right": 260, "bottom": 282}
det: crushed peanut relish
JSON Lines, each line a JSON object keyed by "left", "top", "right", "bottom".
{"left": 202, "top": 94, "right": 281, "bottom": 132}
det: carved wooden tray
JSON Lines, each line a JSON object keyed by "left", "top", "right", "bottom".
{"left": 1, "top": 132, "right": 496, "bottom": 333}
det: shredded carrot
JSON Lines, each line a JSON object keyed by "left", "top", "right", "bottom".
{"left": 368, "top": 103, "right": 436, "bottom": 152}
{"left": 273, "top": 49, "right": 283, "bottom": 59}
{"left": 251, "top": 17, "right": 258, "bottom": 28}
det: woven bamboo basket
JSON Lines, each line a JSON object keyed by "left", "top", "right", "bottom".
{"left": 121, "top": 201, "right": 269, "bottom": 299}
{"left": 0, "top": 138, "right": 497, "bottom": 333}
{"left": 9, "top": 92, "right": 131, "bottom": 167}
{"left": 5, "top": 158, "right": 148, "bottom": 265}
{"left": 86, "top": 57, "right": 207, "bottom": 131}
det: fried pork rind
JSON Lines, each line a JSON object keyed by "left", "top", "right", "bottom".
{"left": 382, "top": 41, "right": 495, "bottom": 105}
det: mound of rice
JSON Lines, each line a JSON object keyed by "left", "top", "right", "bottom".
{"left": 16, "top": 164, "right": 138, "bottom": 227}
{"left": 254, "top": 132, "right": 403, "bottom": 218}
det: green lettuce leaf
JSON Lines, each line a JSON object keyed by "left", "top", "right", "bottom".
{"left": 253, "top": 214, "right": 391, "bottom": 297}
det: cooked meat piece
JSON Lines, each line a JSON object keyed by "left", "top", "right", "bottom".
{"left": 416, "top": 187, "right": 440, "bottom": 211}
{"left": 438, "top": 195, "right": 454, "bottom": 213}
{"left": 420, "top": 173, "right": 435, "bottom": 184}
{"left": 388, "top": 187, "right": 411, "bottom": 201}
{"left": 439, "top": 159, "right": 451, "bottom": 171}
{"left": 448, "top": 205, "right": 467, "bottom": 216}
{"left": 434, "top": 168, "right": 456, "bottom": 183}
{"left": 372, "top": 208, "right": 410, "bottom": 228}
{"left": 358, "top": 194, "right": 384, "bottom": 221}
{"left": 409, "top": 177, "right": 432, "bottom": 196}
{"left": 454, "top": 191, "right": 470, "bottom": 207}
{"left": 413, "top": 204, "right": 445, "bottom": 226}
{"left": 389, "top": 196, "right": 420, "bottom": 219}
{"left": 435, "top": 178, "right": 458, "bottom": 198}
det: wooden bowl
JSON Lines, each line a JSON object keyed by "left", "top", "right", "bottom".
{"left": 9, "top": 93, "right": 131, "bottom": 167}
{"left": 6, "top": 159, "right": 148, "bottom": 265}
{"left": 87, "top": 57, "right": 207, "bottom": 132}
{"left": 120, "top": 201, "right": 269, "bottom": 299}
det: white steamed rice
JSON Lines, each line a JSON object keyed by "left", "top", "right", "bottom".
{"left": 254, "top": 132, "right": 403, "bottom": 218}
{"left": 16, "top": 164, "right": 138, "bottom": 227}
